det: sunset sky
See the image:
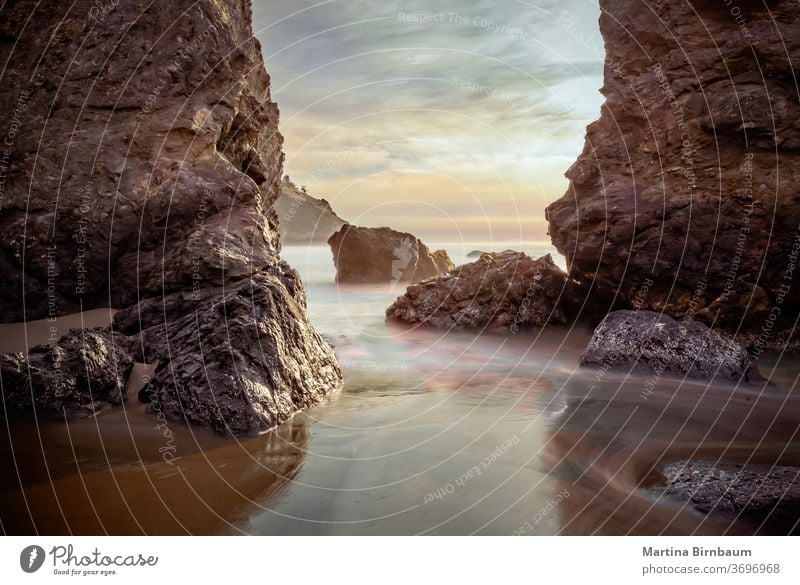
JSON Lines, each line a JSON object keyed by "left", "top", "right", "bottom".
{"left": 253, "top": 0, "right": 604, "bottom": 243}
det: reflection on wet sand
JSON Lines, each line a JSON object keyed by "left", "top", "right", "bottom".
{"left": 0, "top": 405, "right": 309, "bottom": 534}
{"left": 548, "top": 374, "right": 800, "bottom": 535}
{"left": 1, "top": 295, "right": 798, "bottom": 535}
{"left": 0, "top": 309, "right": 116, "bottom": 354}
{"left": 0, "top": 309, "right": 312, "bottom": 535}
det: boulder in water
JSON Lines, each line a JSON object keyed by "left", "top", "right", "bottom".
{"left": 386, "top": 251, "right": 594, "bottom": 331}
{"left": 580, "top": 310, "right": 766, "bottom": 384}
{"left": 328, "top": 225, "right": 454, "bottom": 285}
{"left": 113, "top": 266, "right": 341, "bottom": 436}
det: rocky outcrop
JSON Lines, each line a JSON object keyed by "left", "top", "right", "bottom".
{"left": 0, "top": 329, "right": 133, "bottom": 418}
{"left": 658, "top": 460, "right": 800, "bottom": 535}
{"left": 274, "top": 177, "right": 346, "bottom": 244}
{"left": 386, "top": 251, "right": 599, "bottom": 331}
{"left": 114, "top": 268, "right": 341, "bottom": 436}
{"left": 0, "top": 0, "right": 341, "bottom": 434}
{"left": 580, "top": 310, "right": 765, "bottom": 385}
{"left": 328, "top": 225, "right": 454, "bottom": 284}
{"left": 546, "top": 1, "right": 800, "bottom": 336}
{"left": 0, "top": 0, "right": 285, "bottom": 319}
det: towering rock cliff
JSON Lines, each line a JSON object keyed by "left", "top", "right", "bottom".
{"left": 546, "top": 1, "right": 800, "bottom": 340}
{"left": 0, "top": 0, "right": 341, "bottom": 435}
{"left": 0, "top": 0, "right": 285, "bottom": 317}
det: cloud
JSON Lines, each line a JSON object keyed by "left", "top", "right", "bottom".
{"left": 253, "top": 0, "right": 604, "bottom": 241}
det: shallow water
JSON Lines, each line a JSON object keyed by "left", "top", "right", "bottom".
{"left": 1, "top": 244, "right": 799, "bottom": 535}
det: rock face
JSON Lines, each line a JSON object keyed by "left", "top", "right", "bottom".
{"left": 274, "top": 177, "right": 346, "bottom": 244}
{"left": 328, "top": 225, "right": 454, "bottom": 285}
{"left": 546, "top": 1, "right": 800, "bottom": 335}
{"left": 580, "top": 311, "right": 765, "bottom": 385}
{"left": 386, "top": 251, "right": 596, "bottom": 331}
{"left": 0, "top": 0, "right": 284, "bottom": 319}
{"left": 0, "top": 0, "right": 341, "bottom": 434}
{"left": 0, "top": 329, "right": 133, "bottom": 418}
{"left": 114, "top": 268, "right": 341, "bottom": 436}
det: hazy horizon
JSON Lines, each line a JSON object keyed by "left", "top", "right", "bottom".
{"left": 253, "top": 0, "right": 604, "bottom": 243}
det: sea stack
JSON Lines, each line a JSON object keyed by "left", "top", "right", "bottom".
{"left": 328, "top": 224, "right": 454, "bottom": 285}
{"left": 0, "top": 0, "right": 341, "bottom": 435}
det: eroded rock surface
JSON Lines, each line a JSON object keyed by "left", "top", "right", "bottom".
{"left": 0, "top": 0, "right": 285, "bottom": 319}
{"left": 658, "top": 460, "right": 800, "bottom": 536}
{"left": 580, "top": 310, "right": 765, "bottom": 385}
{"left": 328, "top": 224, "right": 454, "bottom": 285}
{"left": 546, "top": 1, "right": 800, "bottom": 336}
{"left": 0, "top": 0, "right": 341, "bottom": 434}
{"left": 0, "top": 329, "right": 133, "bottom": 418}
{"left": 114, "top": 267, "right": 341, "bottom": 436}
{"left": 386, "top": 251, "right": 598, "bottom": 331}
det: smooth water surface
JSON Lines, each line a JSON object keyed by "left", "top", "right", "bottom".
{"left": 2, "top": 244, "right": 798, "bottom": 535}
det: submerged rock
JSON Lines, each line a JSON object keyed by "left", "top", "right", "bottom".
{"left": 658, "top": 460, "right": 800, "bottom": 536}
{"left": 328, "top": 224, "right": 454, "bottom": 285}
{"left": 386, "top": 251, "right": 594, "bottom": 331}
{"left": 0, "top": 329, "right": 133, "bottom": 418}
{"left": 466, "top": 250, "right": 485, "bottom": 258}
{"left": 0, "top": 0, "right": 341, "bottom": 434}
{"left": 580, "top": 310, "right": 765, "bottom": 384}
{"left": 546, "top": 1, "right": 800, "bottom": 333}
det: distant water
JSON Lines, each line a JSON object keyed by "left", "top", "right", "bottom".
{"left": 282, "top": 242, "right": 562, "bottom": 338}
{"left": 441, "top": 242, "right": 566, "bottom": 269}
{"left": 2, "top": 243, "right": 799, "bottom": 535}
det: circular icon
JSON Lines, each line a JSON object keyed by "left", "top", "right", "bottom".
{"left": 20, "top": 545, "right": 46, "bottom": 573}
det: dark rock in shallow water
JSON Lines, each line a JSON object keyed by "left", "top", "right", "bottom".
{"left": 658, "top": 460, "right": 800, "bottom": 535}
{"left": 580, "top": 310, "right": 765, "bottom": 384}
{"left": 328, "top": 224, "right": 454, "bottom": 285}
{"left": 114, "top": 266, "right": 341, "bottom": 436}
{"left": 0, "top": 329, "right": 133, "bottom": 418}
{"left": 466, "top": 250, "right": 485, "bottom": 258}
{"left": 0, "top": 0, "right": 342, "bottom": 435}
{"left": 386, "top": 251, "right": 599, "bottom": 331}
